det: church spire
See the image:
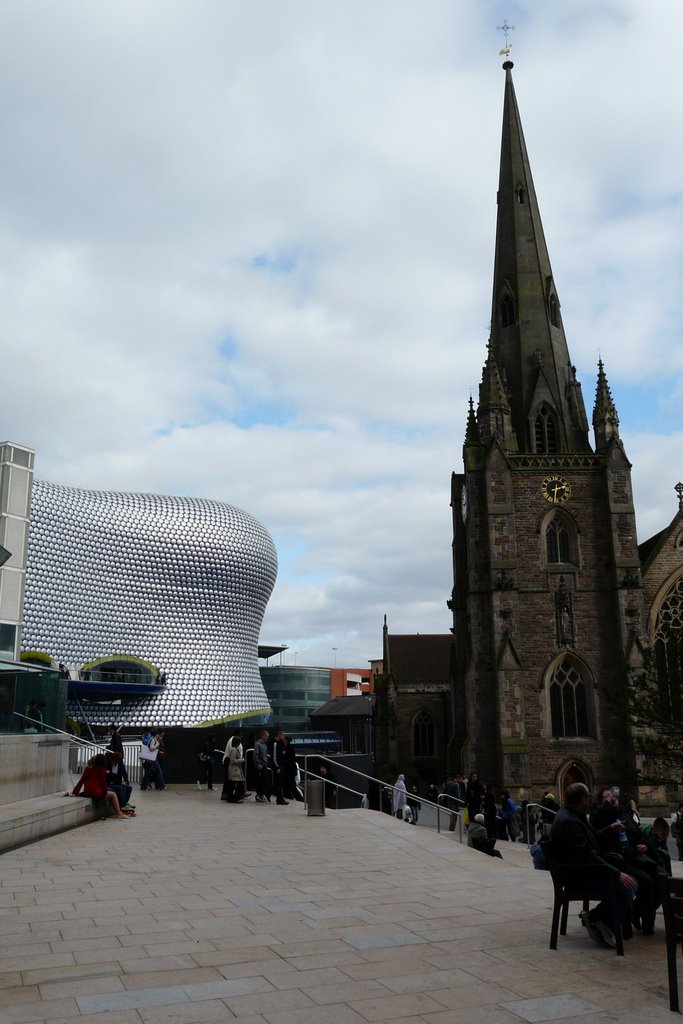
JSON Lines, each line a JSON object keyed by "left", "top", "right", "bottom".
{"left": 489, "top": 62, "right": 591, "bottom": 454}
{"left": 592, "top": 358, "right": 620, "bottom": 450}
{"left": 464, "top": 395, "right": 479, "bottom": 447}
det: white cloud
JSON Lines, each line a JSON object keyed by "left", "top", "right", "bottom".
{"left": 1, "top": 1, "right": 681, "bottom": 667}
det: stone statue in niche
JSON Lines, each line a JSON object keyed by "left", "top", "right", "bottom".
{"left": 555, "top": 575, "right": 574, "bottom": 646}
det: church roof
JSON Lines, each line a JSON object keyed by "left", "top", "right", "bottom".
{"left": 310, "top": 695, "right": 372, "bottom": 718}
{"left": 488, "top": 62, "right": 591, "bottom": 453}
{"left": 386, "top": 634, "right": 451, "bottom": 683}
{"left": 639, "top": 505, "right": 683, "bottom": 573}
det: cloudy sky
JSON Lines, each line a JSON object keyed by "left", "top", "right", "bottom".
{"left": 1, "top": 1, "right": 681, "bottom": 670}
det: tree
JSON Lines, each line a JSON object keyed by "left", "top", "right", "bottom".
{"left": 623, "top": 630, "right": 683, "bottom": 785}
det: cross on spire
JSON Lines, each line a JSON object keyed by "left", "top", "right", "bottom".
{"left": 497, "top": 19, "right": 515, "bottom": 46}
{"left": 497, "top": 19, "right": 515, "bottom": 59}
{"left": 676, "top": 482, "right": 683, "bottom": 511}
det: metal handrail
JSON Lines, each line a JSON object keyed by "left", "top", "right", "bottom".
{"left": 525, "top": 801, "right": 557, "bottom": 846}
{"left": 13, "top": 712, "right": 109, "bottom": 753}
{"left": 302, "top": 754, "right": 464, "bottom": 840}
{"left": 437, "top": 792, "right": 465, "bottom": 843}
{"left": 303, "top": 769, "right": 365, "bottom": 802}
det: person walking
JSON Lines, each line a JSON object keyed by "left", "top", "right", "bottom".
{"left": 221, "top": 730, "right": 243, "bottom": 800}
{"left": 224, "top": 735, "right": 246, "bottom": 802}
{"left": 466, "top": 772, "right": 485, "bottom": 822}
{"left": 407, "top": 784, "right": 421, "bottom": 825}
{"left": 392, "top": 774, "right": 408, "bottom": 820}
{"left": 196, "top": 733, "right": 216, "bottom": 791}
{"left": 148, "top": 730, "right": 166, "bottom": 790}
{"left": 270, "top": 728, "right": 289, "bottom": 805}
{"left": 253, "top": 729, "right": 271, "bottom": 802}
{"left": 283, "top": 736, "right": 300, "bottom": 800}
{"left": 106, "top": 724, "right": 124, "bottom": 757}
{"left": 483, "top": 783, "right": 498, "bottom": 839}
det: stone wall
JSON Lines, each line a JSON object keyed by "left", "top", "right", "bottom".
{"left": 0, "top": 734, "right": 72, "bottom": 806}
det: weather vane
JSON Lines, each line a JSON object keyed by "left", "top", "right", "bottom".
{"left": 497, "top": 18, "right": 515, "bottom": 58}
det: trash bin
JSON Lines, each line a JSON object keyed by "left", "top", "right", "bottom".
{"left": 306, "top": 778, "right": 325, "bottom": 816}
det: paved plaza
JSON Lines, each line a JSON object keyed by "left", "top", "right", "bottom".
{"left": 0, "top": 789, "right": 679, "bottom": 1023}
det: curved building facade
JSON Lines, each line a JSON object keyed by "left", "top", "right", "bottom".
{"left": 22, "top": 480, "right": 277, "bottom": 728}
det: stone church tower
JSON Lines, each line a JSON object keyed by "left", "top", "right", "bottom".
{"left": 451, "top": 61, "right": 647, "bottom": 798}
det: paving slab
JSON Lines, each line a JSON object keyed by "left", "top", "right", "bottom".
{"left": 0, "top": 787, "right": 678, "bottom": 1023}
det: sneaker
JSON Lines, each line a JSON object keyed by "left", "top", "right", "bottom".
{"left": 255, "top": 794, "right": 265, "bottom": 802}
{"left": 593, "top": 920, "right": 616, "bottom": 948}
{"left": 580, "top": 910, "right": 607, "bottom": 946}
{"left": 196, "top": 781, "right": 202, "bottom": 791}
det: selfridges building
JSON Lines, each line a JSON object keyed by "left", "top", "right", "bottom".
{"left": 22, "top": 479, "right": 278, "bottom": 728}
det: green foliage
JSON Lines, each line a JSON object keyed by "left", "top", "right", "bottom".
{"left": 623, "top": 641, "right": 683, "bottom": 786}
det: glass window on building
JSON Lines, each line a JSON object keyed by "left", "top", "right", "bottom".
{"left": 0, "top": 466, "right": 9, "bottom": 514}
{"left": 9, "top": 447, "right": 31, "bottom": 468}
{"left": 0, "top": 623, "right": 16, "bottom": 661}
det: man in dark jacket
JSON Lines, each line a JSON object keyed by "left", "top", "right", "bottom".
{"left": 253, "top": 729, "right": 271, "bottom": 802}
{"left": 106, "top": 724, "right": 124, "bottom": 756}
{"left": 270, "top": 728, "right": 289, "bottom": 805}
{"left": 550, "top": 782, "right": 637, "bottom": 947}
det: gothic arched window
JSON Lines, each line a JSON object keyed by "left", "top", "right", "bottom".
{"left": 546, "top": 515, "right": 572, "bottom": 564}
{"left": 549, "top": 294, "right": 560, "bottom": 327}
{"left": 654, "top": 575, "right": 683, "bottom": 722}
{"left": 413, "top": 709, "right": 434, "bottom": 757}
{"left": 535, "top": 405, "right": 557, "bottom": 453}
{"left": 549, "top": 658, "right": 590, "bottom": 737}
{"left": 501, "top": 294, "right": 516, "bottom": 328}
{"left": 516, "top": 184, "right": 526, "bottom": 204}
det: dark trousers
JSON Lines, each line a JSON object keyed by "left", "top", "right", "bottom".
{"left": 626, "top": 859, "right": 663, "bottom": 931}
{"left": 588, "top": 880, "right": 634, "bottom": 931}
{"left": 273, "top": 770, "right": 286, "bottom": 803}
{"left": 108, "top": 783, "right": 132, "bottom": 807}
{"left": 255, "top": 766, "right": 271, "bottom": 800}
{"left": 198, "top": 761, "right": 214, "bottom": 789}
{"left": 141, "top": 760, "right": 161, "bottom": 789}
{"left": 222, "top": 778, "right": 245, "bottom": 802}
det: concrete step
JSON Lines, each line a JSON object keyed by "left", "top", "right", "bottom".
{"left": 0, "top": 792, "right": 101, "bottom": 853}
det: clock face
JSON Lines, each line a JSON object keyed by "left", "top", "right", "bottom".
{"left": 461, "top": 485, "right": 469, "bottom": 523}
{"left": 542, "top": 475, "right": 571, "bottom": 505}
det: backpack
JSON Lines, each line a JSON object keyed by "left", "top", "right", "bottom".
{"left": 141, "top": 732, "right": 152, "bottom": 746}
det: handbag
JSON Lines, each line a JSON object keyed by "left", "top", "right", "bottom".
{"left": 139, "top": 745, "right": 158, "bottom": 762}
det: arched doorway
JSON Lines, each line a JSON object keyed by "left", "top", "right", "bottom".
{"left": 557, "top": 759, "right": 594, "bottom": 803}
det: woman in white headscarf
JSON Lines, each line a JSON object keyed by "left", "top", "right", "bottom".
{"left": 392, "top": 774, "right": 408, "bottom": 819}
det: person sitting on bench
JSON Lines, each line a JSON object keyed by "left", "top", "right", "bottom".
{"left": 550, "top": 782, "right": 637, "bottom": 948}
